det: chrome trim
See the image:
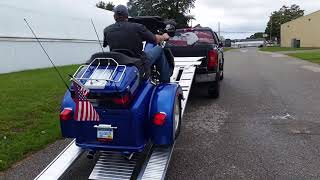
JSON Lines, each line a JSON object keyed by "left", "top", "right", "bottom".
{"left": 73, "top": 58, "right": 127, "bottom": 83}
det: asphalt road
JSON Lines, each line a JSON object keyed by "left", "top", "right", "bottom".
{"left": 2, "top": 48, "right": 320, "bottom": 180}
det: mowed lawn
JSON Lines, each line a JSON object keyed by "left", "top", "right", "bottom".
{"left": 259, "top": 46, "right": 319, "bottom": 52}
{"left": 287, "top": 51, "right": 320, "bottom": 64}
{"left": 0, "top": 65, "right": 78, "bottom": 171}
{"left": 223, "top": 47, "right": 234, "bottom": 52}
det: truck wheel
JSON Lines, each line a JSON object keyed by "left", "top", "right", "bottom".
{"left": 220, "top": 71, "right": 224, "bottom": 81}
{"left": 208, "top": 73, "right": 220, "bottom": 99}
{"left": 219, "top": 61, "right": 224, "bottom": 81}
{"left": 173, "top": 95, "right": 182, "bottom": 140}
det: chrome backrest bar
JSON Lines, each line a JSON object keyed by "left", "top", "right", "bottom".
{"left": 72, "top": 58, "right": 127, "bottom": 84}
{"left": 98, "top": 60, "right": 110, "bottom": 79}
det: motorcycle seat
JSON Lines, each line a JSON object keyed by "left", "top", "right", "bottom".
{"left": 86, "top": 52, "right": 150, "bottom": 80}
{"left": 86, "top": 52, "right": 142, "bottom": 66}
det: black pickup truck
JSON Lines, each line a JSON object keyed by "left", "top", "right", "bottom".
{"left": 166, "top": 27, "right": 224, "bottom": 98}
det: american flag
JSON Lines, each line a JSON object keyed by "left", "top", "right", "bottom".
{"left": 72, "top": 79, "right": 100, "bottom": 121}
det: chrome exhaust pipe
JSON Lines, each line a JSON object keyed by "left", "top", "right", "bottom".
{"left": 87, "top": 150, "right": 96, "bottom": 159}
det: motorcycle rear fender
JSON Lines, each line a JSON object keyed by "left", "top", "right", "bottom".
{"left": 60, "top": 91, "right": 76, "bottom": 138}
{"left": 148, "top": 83, "right": 183, "bottom": 145}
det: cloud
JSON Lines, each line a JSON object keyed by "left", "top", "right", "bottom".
{"left": 5, "top": 0, "right": 316, "bottom": 39}
{"left": 190, "top": 0, "right": 320, "bottom": 38}
{"left": 0, "top": 0, "right": 114, "bottom": 39}
{"left": 109, "top": 0, "right": 319, "bottom": 39}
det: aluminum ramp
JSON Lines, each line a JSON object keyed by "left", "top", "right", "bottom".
{"left": 137, "top": 144, "right": 175, "bottom": 180}
{"left": 34, "top": 57, "right": 202, "bottom": 180}
{"left": 133, "top": 57, "right": 201, "bottom": 180}
{"left": 89, "top": 151, "right": 143, "bottom": 180}
{"left": 171, "top": 57, "right": 201, "bottom": 116}
{"left": 34, "top": 139, "right": 83, "bottom": 180}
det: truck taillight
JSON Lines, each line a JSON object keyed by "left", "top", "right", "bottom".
{"left": 153, "top": 112, "right": 167, "bottom": 126}
{"left": 112, "top": 93, "right": 132, "bottom": 106}
{"left": 208, "top": 50, "right": 218, "bottom": 70}
{"left": 60, "top": 108, "right": 73, "bottom": 121}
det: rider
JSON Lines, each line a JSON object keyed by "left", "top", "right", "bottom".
{"left": 103, "top": 5, "right": 172, "bottom": 83}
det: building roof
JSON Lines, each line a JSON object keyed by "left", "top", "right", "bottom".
{"left": 282, "top": 10, "right": 320, "bottom": 26}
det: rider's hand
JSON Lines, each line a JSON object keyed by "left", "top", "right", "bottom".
{"left": 162, "top": 33, "right": 170, "bottom": 41}
{"left": 155, "top": 33, "right": 170, "bottom": 43}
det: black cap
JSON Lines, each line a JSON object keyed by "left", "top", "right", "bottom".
{"left": 113, "top": 5, "right": 129, "bottom": 16}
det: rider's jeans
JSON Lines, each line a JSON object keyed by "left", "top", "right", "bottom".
{"left": 145, "top": 45, "right": 171, "bottom": 83}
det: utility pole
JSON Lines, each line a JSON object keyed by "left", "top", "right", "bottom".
{"left": 187, "top": 15, "right": 194, "bottom": 27}
{"left": 218, "top": 22, "right": 221, "bottom": 37}
{"left": 270, "top": 16, "right": 272, "bottom": 42}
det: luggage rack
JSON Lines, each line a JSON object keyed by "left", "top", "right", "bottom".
{"left": 73, "top": 58, "right": 127, "bottom": 88}
{"left": 72, "top": 58, "right": 127, "bottom": 89}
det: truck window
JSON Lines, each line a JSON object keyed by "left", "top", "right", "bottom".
{"left": 167, "top": 30, "right": 216, "bottom": 47}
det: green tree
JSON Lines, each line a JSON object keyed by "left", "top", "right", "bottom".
{"left": 96, "top": 1, "right": 115, "bottom": 11}
{"left": 127, "top": 0, "right": 196, "bottom": 28}
{"left": 248, "top": 32, "right": 264, "bottom": 39}
{"left": 105, "top": 2, "right": 115, "bottom": 11}
{"left": 96, "top": 1, "right": 106, "bottom": 9}
{"left": 265, "top": 4, "right": 304, "bottom": 41}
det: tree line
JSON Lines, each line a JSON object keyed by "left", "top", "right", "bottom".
{"left": 96, "top": 0, "right": 195, "bottom": 28}
{"left": 96, "top": 1, "right": 115, "bottom": 11}
{"left": 96, "top": 1, "right": 305, "bottom": 42}
{"left": 248, "top": 4, "right": 304, "bottom": 42}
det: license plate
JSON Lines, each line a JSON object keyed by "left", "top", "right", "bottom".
{"left": 97, "top": 128, "right": 113, "bottom": 141}
{"left": 195, "top": 73, "right": 216, "bottom": 82}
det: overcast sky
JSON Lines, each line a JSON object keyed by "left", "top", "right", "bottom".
{"left": 1, "top": 0, "right": 318, "bottom": 39}
{"left": 103, "top": 0, "right": 319, "bottom": 39}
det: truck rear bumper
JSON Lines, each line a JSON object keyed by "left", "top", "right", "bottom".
{"left": 195, "top": 73, "right": 217, "bottom": 83}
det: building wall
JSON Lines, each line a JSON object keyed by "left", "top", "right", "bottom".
{"left": 0, "top": 39, "right": 109, "bottom": 74}
{"left": 0, "top": 0, "right": 114, "bottom": 74}
{"left": 281, "top": 10, "right": 320, "bottom": 48}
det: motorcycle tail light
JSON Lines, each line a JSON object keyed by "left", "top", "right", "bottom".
{"left": 153, "top": 112, "right": 167, "bottom": 126}
{"left": 60, "top": 108, "right": 73, "bottom": 121}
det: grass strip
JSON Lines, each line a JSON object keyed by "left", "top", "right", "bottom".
{"left": 0, "top": 65, "right": 78, "bottom": 171}
{"left": 259, "top": 47, "right": 319, "bottom": 52}
{"left": 287, "top": 51, "right": 320, "bottom": 64}
{"left": 223, "top": 47, "right": 234, "bottom": 52}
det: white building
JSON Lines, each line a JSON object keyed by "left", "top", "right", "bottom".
{"left": 233, "top": 39, "right": 266, "bottom": 48}
{"left": 0, "top": 0, "right": 114, "bottom": 74}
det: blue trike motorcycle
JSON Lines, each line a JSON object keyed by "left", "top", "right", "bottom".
{"left": 59, "top": 17, "right": 183, "bottom": 155}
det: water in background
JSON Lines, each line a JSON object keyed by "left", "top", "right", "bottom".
{"left": 0, "top": 0, "right": 114, "bottom": 74}
{"left": 0, "top": 40, "right": 107, "bottom": 74}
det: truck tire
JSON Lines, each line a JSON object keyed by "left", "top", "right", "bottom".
{"left": 220, "top": 71, "right": 224, "bottom": 81}
{"left": 173, "top": 95, "right": 182, "bottom": 140}
{"left": 208, "top": 73, "right": 220, "bottom": 98}
{"left": 220, "top": 61, "right": 224, "bottom": 81}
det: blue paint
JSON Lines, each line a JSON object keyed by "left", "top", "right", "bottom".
{"left": 149, "top": 84, "right": 183, "bottom": 145}
{"left": 60, "top": 42, "right": 181, "bottom": 153}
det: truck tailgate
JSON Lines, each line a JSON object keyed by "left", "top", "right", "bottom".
{"left": 169, "top": 46, "right": 211, "bottom": 57}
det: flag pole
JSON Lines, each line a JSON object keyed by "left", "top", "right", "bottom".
{"left": 69, "top": 75, "right": 90, "bottom": 92}
{"left": 24, "top": 18, "right": 71, "bottom": 93}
